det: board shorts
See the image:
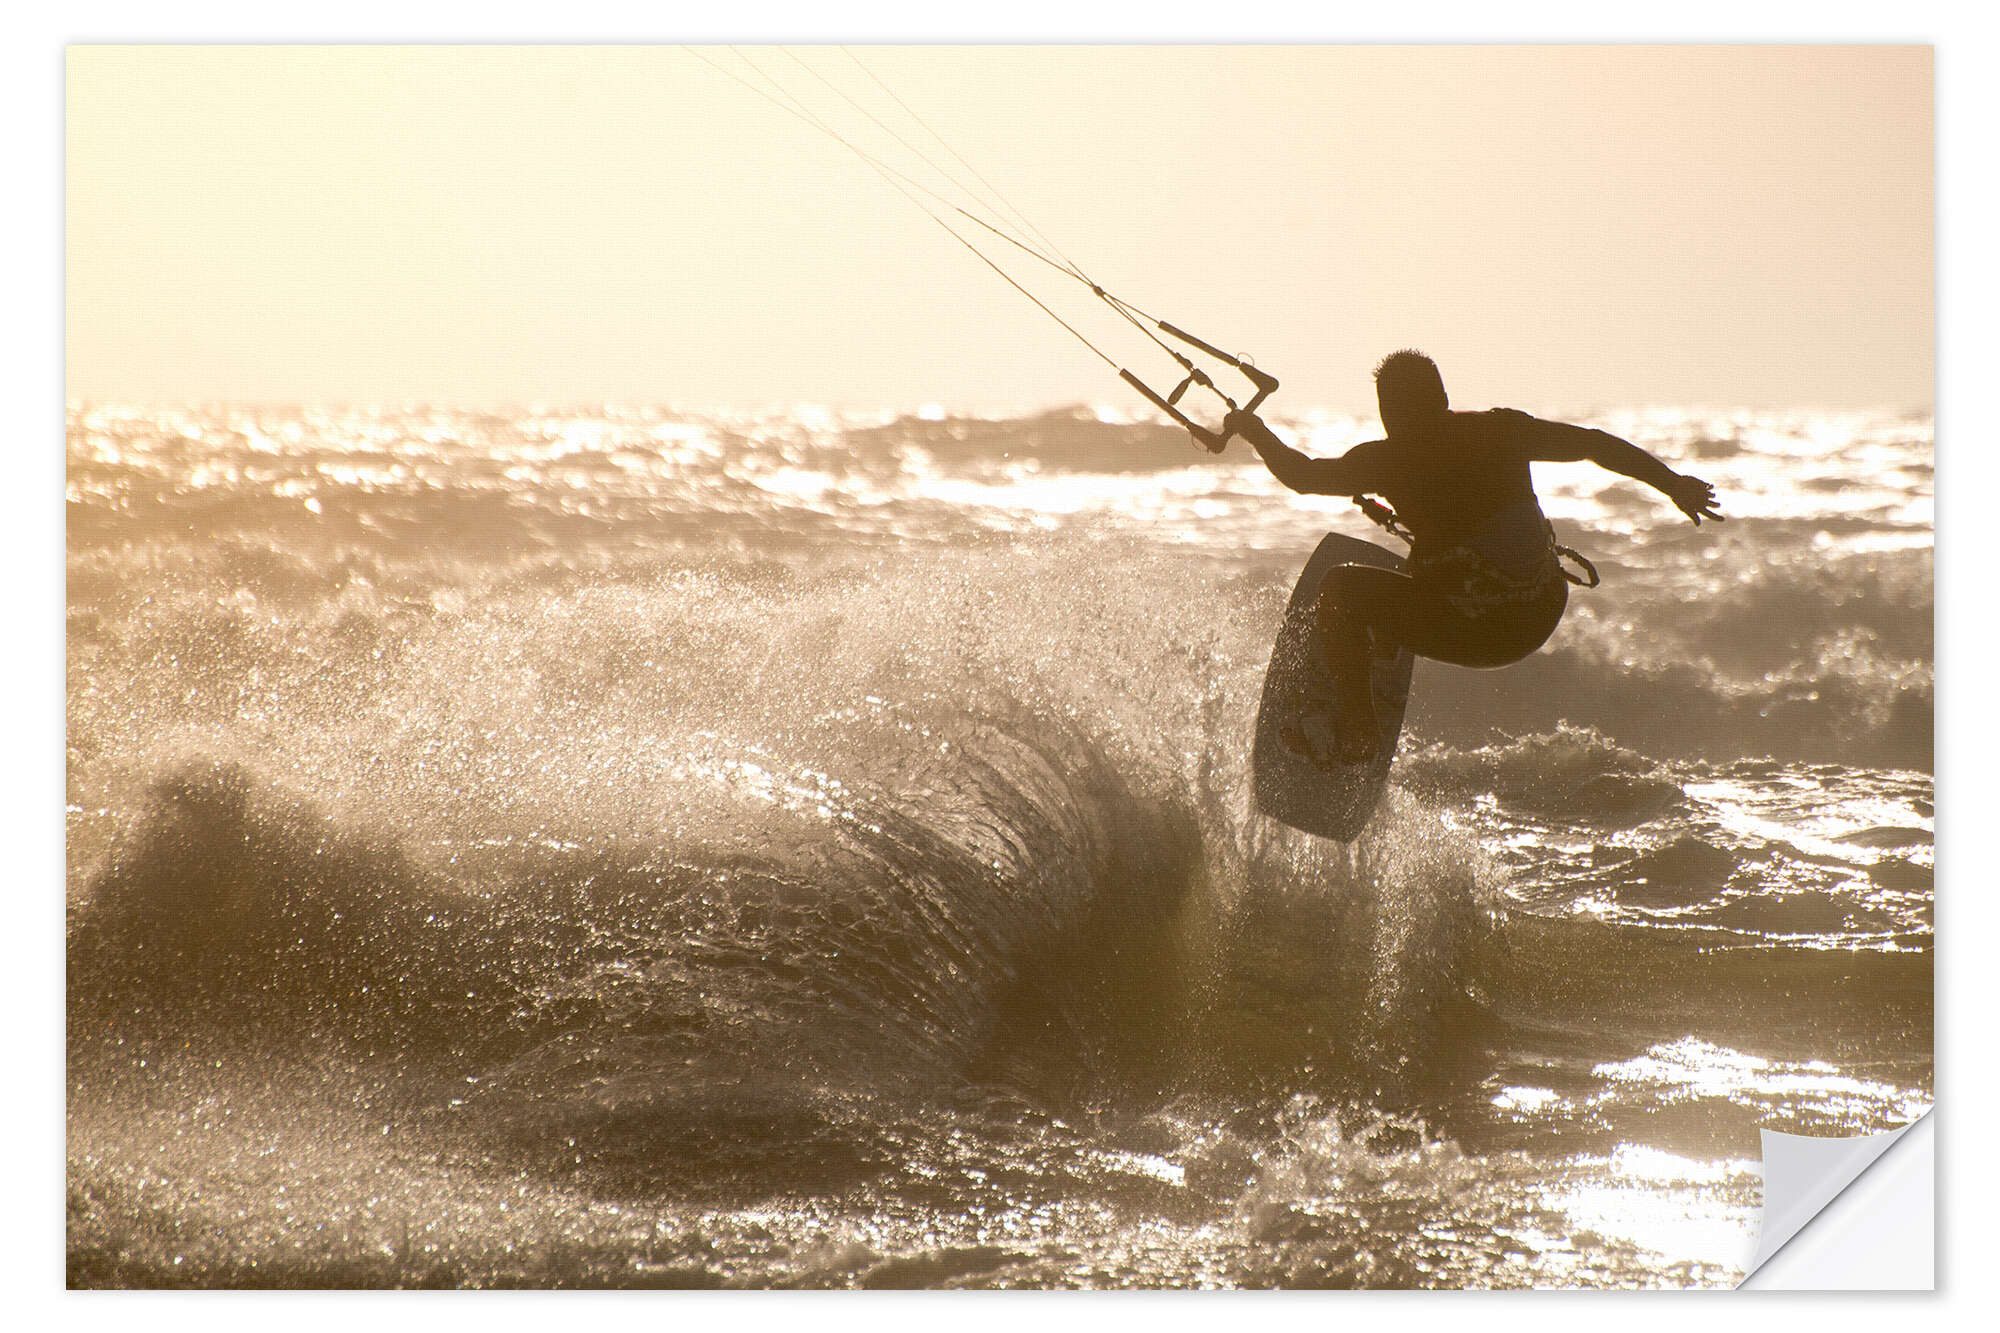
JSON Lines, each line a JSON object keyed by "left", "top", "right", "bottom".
{"left": 1394, "top": 499, "right": 1570, "bottom": 669}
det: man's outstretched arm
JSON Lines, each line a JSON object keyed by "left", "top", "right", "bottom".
{"left": 1226, "top": 410, "right": 1386, "bottom": 497}
{"left": 1516, "top": 413, "right": 1725, "bottom": 525}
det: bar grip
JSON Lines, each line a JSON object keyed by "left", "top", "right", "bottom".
{"left": 1121, "top": 370, "right": 1225, "bottom": 452}
{"left": 1157, "top": 320, "right": 1235, "bottom": 366}
{"left": 1120, "top": 368, "right": 1175, "bottom": 414}
{"left": 1240, "top": 363, "right": 1279, "bottom": 414}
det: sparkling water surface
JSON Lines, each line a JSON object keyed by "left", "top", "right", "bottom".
{"left": 67, "top": 403, "right": 1931, "bottom": 1288}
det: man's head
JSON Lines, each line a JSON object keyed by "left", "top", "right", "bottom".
{"left": 1374, "top": 350, "right": 1448, "bottom": 437}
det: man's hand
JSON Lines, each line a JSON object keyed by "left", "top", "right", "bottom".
{"left": 1223, "top": 408, "right": 1267, "bottom": 446}
{"left": 1666, "top": 473, "right": 1726, "bottom": 525}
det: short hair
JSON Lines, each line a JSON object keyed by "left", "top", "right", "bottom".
{"left": 1374, "top": 349, "right": 1448, "bottom": 413}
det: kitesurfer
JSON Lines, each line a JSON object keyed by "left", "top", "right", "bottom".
{"left": 1230, "top": 350, "right": 1725, "bottom": 764}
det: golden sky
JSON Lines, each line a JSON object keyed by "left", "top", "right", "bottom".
{"left": 66, "top": 45, "right": 1932, "bottom": 412}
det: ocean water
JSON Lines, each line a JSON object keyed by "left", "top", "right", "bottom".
{"left": 65, "top": 402, "right": 1933, "bottom": 1288}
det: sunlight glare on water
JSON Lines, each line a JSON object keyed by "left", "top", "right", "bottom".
{"left": 65, "top": 402, "right": 1930, "bottom": 1288}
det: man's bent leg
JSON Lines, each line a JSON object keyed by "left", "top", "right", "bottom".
{"left": 1313, "top": 565, "right": 1418, "bottom": 761}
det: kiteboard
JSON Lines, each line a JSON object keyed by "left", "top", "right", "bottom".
{"left": 1251, "top": 532, "right": 1415, "bottom": 840}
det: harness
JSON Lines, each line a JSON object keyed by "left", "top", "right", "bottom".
{"left": 1352, "top": 495, "right": 1601, "bottom": 615}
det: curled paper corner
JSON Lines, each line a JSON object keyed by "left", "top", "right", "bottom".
{"left": 1741, "top": 1108, "right": 1934, "bottom": 1286}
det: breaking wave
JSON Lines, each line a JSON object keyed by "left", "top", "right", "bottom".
{"left": 66, "top": 403, "right": 1933, "bottom": 1286}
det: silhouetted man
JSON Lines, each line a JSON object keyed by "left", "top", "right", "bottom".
{"left": 1228, "top": 350, "right": 1724, "bottom": 764}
